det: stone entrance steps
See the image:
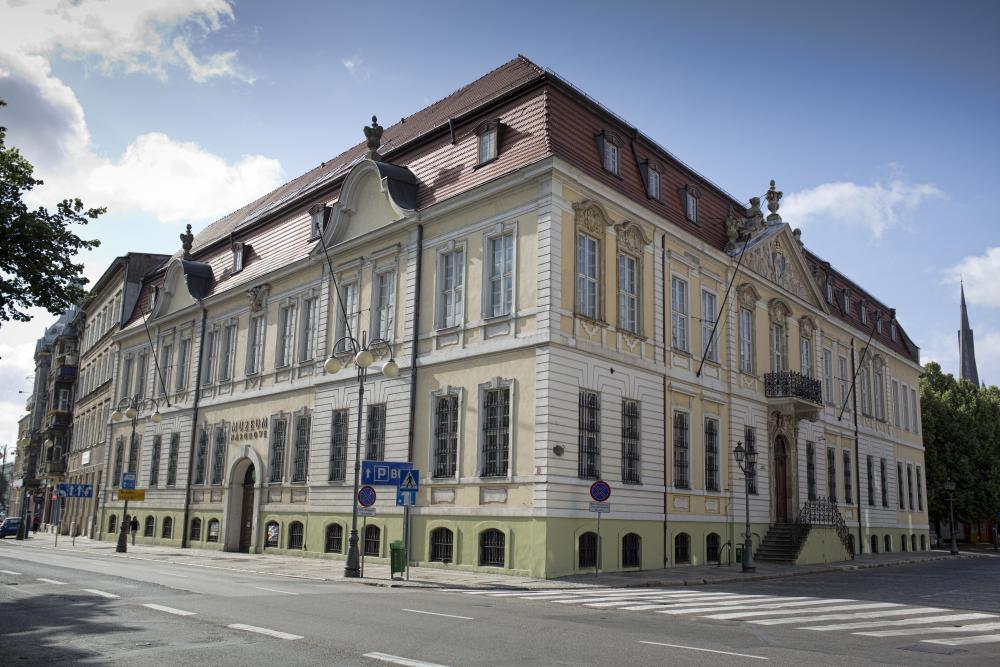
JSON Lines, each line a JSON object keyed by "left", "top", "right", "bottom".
{"left": 755, "top": 522, "right": 811, "bottom": 563}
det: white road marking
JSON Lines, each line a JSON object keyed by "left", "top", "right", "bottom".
{"left": 0, "top": 569, "right": 22, "bottom": 575}
{"left": 36, "top": 578, "right": 67, "bottom": 585}
{"left": 804, "top": 612, "right": 995, "bottom": 632}
{"left": 363, "top": 651, "right": 451, "bottom": 667}
{"left": 401, "top": 608, "right": 474, "bottom": 620}
{"left": 639, "top": 640, "right": 768, "bottom": 660}
{"left": 579, "top": 592, "right": 735, "bottom": 606}
{"left": 651, "top": 598, "right": 843, "bottom": 614}
{"left": 156, "top": 572, "right": 189, "bottom": 578}
{"left": 228, "top": 623, "right": 303, "bottom": 640}
{"left": 924, "top": 634, "right": 1000, "bottom": 646}
{"left": 142, "top": 603, "right": 197, "bottom": 616}
{"left": 253, "top": 586, "right": 298, "bottom": 595}
{"left": 751, "top": 607, "right": 942, "bottom": 626}
{"left": 859, "top": 621, "right": 1000, "bottom": 638}
{"left": 81, "top": 589, "right": 120, "bottom": 599}
{"left": 714, "top": 602, "right": 899, "bottom": 621}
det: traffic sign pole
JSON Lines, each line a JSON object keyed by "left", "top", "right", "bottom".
{"left": 596, "top": 511, "right": 601, "bottom": 578}
{"left": 588, "top": 481, "right": 611, "bottom": 578}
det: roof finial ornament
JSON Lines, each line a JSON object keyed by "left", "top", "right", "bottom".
{"left": 364, "top": 115, "right": 383, "bottom": 161}
{"left": 180, "top": 223, "right": 194, "bottom": 260}
{"left": 766, "top": 179, "right": 782, "bottom": 223}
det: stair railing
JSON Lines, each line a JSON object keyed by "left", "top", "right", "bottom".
{"left": 797, "top": 499, "right": 855, "bottom": 556}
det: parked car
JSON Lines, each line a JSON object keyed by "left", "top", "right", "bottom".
{"left": 0, "top": 517, "right": 22, "bottom": 538}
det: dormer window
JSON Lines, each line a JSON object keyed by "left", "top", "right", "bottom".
{"left": 232, "top": 243, "right": 244, "bottom": 274}
{"left": 876, "top": 314, "right": 883, "bottom": 334}
{"left": 475, "top": 119, "right": 503, "bottom": 166}
{"left": 149, "top": 287, "right": 159, "bottom": 311}
{"left": 686, "top": 190, "right": 699, "bottom": 223}
{"left": 825, "top": 280, "right": 834, "bottom": 304}
{"left": 596, "top": 131, "right": 623, "bottom": 176}
{"left": 841, "top": 290, "right": 850, "bottom": 314}
{"left": 647, "top": 167, "right": 661, "bottom": 201}
{"left": 309, "top": 204, "right": 327, "bottom": 240}
{"left": 890, "top": 322, "right": 898, "bottom": 341}
{"left": 859, "top": 301, "right": 868, "bottom": 325}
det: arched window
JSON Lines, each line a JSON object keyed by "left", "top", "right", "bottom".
{"left": 920, "top": 534, "right": 926, "bottom": 551}
{"left": 884, "top": 535, "right": 892, "bottom": 553}
{"left": 870, "top": 534, "right": 878, "bottom": 554}
{"left": 190, "top": 518, "right": 202, "bottom": 541}
{"left": 578, "top": 532, "right": 598, "bottom": 569}
{"left": 325, "top": 524, "right": 343, "bottom": 553}
{"left": 479, "top": 529, "right": 505, "bottom": 567}
{"left": 901, "top": 535, "right": 908, "bottom": 552}
{"left": 264, "top": 521, "right": 279, "bottom": 547}
{"left": 847, "top": 534, "right": 855, "bottom": 556}
{"left": 674, "top": 533, "right": 690, "bottom": 564}
{"left": 430, "top": 527, "right": 454, "bottom": 563}
{"left": 860, "top": 366, "right": 872, "bottom": 415}
{"left": 706, "top": 533, "right": 721, "bottom": 563}
{"left": 162, "top": 516, "right": 173, "bottom": 539}
{"left": 288, "top": 521, "right": 304, "bottom": 549}
{"left": 911, "top": 534, "right": 917, "bottom": 552}
{"left": 206, "top": 519, "right": 220, "bottom": 543}
{"left": 622, "top": 533, "right": 641, "bottom": 568}
{"left": 364, "top": 524, "right": 381, "bottom": 556}
{"left": 109, "top": 514, "right": 117, "bottom": 534}
{"left": 144, "top": 516, "right": 155, "bottom": 537}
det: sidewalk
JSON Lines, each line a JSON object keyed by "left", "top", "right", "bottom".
{"left": 2, "top": 532, "right": 984, "bottom": 591}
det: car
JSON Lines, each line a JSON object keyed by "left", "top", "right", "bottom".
{"left": 0, "top": 517, "right": 22, "bottom": 538}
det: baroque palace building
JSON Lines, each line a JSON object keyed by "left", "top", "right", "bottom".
{"left": 93, "top": 57, "right": 928, "bottom": 577}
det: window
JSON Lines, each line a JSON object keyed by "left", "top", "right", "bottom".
{"left": 439, "top": 249, "right": 465, "bottom": 328}
{"left": 745, "top": 426, "right": 758, "bottom": 494}
{"left": 901, "top": 535, "right": 907, "bottom": 552}
{"left": 825, "top": 281, "right": 834, "bottom": 304}
{"left": 232, "top": 243, "right": 244, "bottom": 273}
{"left": 867, "top": 455, "right": 875, "bottom": 506}
{"left": 364, "top": 524, "right": 381, "bottom": 556}
{"left": 907, "top": 463, "right": 914, "bottom": 510}
{"left": 740, "top": 308, "right": 754, "bottom": 373}
{"left": 622, "top": 533, "right": 641, "bottom": 568}
{"left": 770, "top": 323, "right": 785, "bottom": 372}
{"left": 674, "top": 533, "right": 690, "bottom": 564}
{"left": 839, "top": 356, "right": 850, "bottom": 410}
{"left": 578, "top": 532, "right": 598, "bottom": 568}
{"left": 268, "top": 418, "right": 287, "bottom": 483}
{"left": 602, "top": 137, "right": 619, "bottom": 175}
{"left": 843, "top": 451, "right": 853, "bottom": 505}
{"left": 800, "top": 337, "right": 812, "bottom": 377}
{"left": 827, "top": 448, "right": 837, "bottom": 503}
{"left": 292, "top": 414, "right": 311, "bottom": 482}
{"left": 884, "top": 535, "right": 892, "bottom": 553}
{"left": 479, "top": 529, "right": 505, "bottom": 567}
{"left": 219, "top": 324, "right": 237, "bottom": 382}
{"left": 161, "top": 516, "right": 173, "bottom": 539}
{"left": 706, "top": 533, "right": 720, "bottom": 563}
{"left": 156, "top": 342, "right": 173, "bottom": 396}
{"left": 194, "top": 429, "right": 208, "bottom": 485}
{"left": 874, "top": 364, "right": 885, "bottom": 420}
{"left": 673, "top": 412, "right": 690, "bottom": 489}
{"left": 486, "top": 233, "right": 514, "bottom": 318}
{"left": 870, "top": 535, "right": 878, "bottom": 554}
{"left": 704, "top": 417, "right": 719, "bottom": 492}
{"left": 211, "top": 426, "right": 226, "bottom": 485}
{"left": 372, "top": 271, "right": 396, "bottom": 341}
{"left": 701, "top": 291, "right": 718, "bottom": 362}
{"left": 916, "top": 466, "right": 924, "bottom": 511}
{"left": 110, "top": 437, "right": 125, "bottom": 485}
{"left": 901, "top": 383, "right": 910, "bottom": 431}
{"left": 136, "top": 351, "right": 147, "bottom": 398}
{"left": 880, "top": 458, "right": 888, "bottom": 507}
{"left": 910, "top": 388, "right": 918, "bottom": 433}
{"left": 920, "top": 535, "right": 925, "bottom": 551}
{"left": 433, "top": 395, "right": 459, "bottom": 479}
{"left": 264, "top": 521, "right": 279, "bottom": 547}
{"left": 366, "top": 405, "right": 386, "bottom": 460}
{"left": 288, "top": 521, "right": 304, "bottom": 549}
{"left": 578, "top": 390, "right": 600, "bottom": 479}
{"left": 309, "top": 204, "right": 325, "bottom": 239}
{"left": 166, "top": 434, "right": 179, "bottom": 486}
{"left": 482, "top": 388, "right": 510, "bottom": 477}
{"left": 807, "top": 442, "right": 817, "bottom": 501}
{"left": 478, "top": 125, "right": 498, "bottom": 164}
{"left": 622, "top": 400, "right": 641, "bottom": 484}
{"left": 128, "top": 432, "right": 139, "bottom": 474}
{"left": 190, "top": 518, "right": 202, "bottom": 542}
{"left": 576, "top": 233, "right": 599, "bottom": 319}
{"left": 329, "top": 409, "right": 349, "bottom": 481}
{"left": 647, "top": 167, "right": 660, "bottom": 200}
{"left": 121, "top": 356, "right": 133, "bottom": 397}
{"left": 876, "top": 315, "right": 883, "bottom": 334}
{"left": 143, "top": 516, "right": 155, "bottom": 537}
{"left": 685, "top": 190, "right": 698, "bottom": 223}
{"left": 430, "top": 527, "right": 454, "bottom": 563}
{"left": 109, "top": 515, "right": 117, "bottom": 534}
{"left": 860, "top": 366, "right": 871, "bottom": 415}
{"left": 617, "top": 253, "right": 639, "bottom": 334}
{"left": 891, "top": 322, "right": 898, "bottom": 341}
{"left": 207, "top": 519, "right": 220, "bottom": 543}
{"left": 202, "top": 330, "right": 216, "bottom": 385}
{"left": 671, "top": 276, "right": 689, "bottom": 351}
{"left": 897, "top": 462, "right": 905, "bottom": 509}
{"left": 892, "top": 380, "right": 900, "bottom": 426}
{"left": 822, "top": 349, "right": 833, "bottom": 401}
{"left": 149, "top": 435, "right": 161, "bottom": 487}
{"left": 275, "top": 304, "right": 294, "bottom": 368}
{"left": 325, "top": 524, "right": 343, "bottom": 553}
{"left": 859, "top": 302, "right": 868, "bottom": 325}
{"left": 176, "top": 338, "right": 190, "bottom": 391}
{"left": 246, "top": 315, "right": 265, "bottom": 375}
{"left": 336, "top": 282, "right": 360, "bottom": 352}
{"left": 299, "top": 297, "right": 317, "bottom": 362}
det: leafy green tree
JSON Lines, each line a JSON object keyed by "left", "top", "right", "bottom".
{"left": 0, "top": 99, "right": 103, "bottom": 324}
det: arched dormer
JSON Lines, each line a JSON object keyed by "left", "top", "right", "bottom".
{"left": 319, "top": 160, "right": 418, "bottom": 249}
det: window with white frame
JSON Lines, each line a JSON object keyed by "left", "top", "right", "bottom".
{"left": 618, "top": 253, "right": 639, "bottom": 334}
{"left": 647, "top": 166, "right": 661, "bottom": 200}
{"left": 704, "top": 417, "right": 719, "bottom": 492}
{"left": 873, "top": 363, "right": 885, "bottom": 420}
{"left": 822, "top": 349, "right": 833, "bottom": 402}
{"left": 800, "top": 337, "right": 812, "bottom": 377}
{"left": 372, "top": 270, "right": 396, "bottom": 341}
{"left": 622, "top": 399, "right": 641, "bottom": 484}
{"left": 232, "top": 243, "right": 244, "bottom": 273}
{"left": 481, "top": 386, "right": 510, "bottom": 477}
{"left": 901, "top": 383, "right": 910, "bottom": 430}
{"left": 842, "top": 290, "right": 850, "bottom": 314}
{"left": 487, "top": 233, "right": 513, "bottom": 318}
{"left": 740, "top": 308, "right": 754, "bottom": 373}
{"left": 576, "top": 233, "right": 599, "bottom": 319}
{"left": 891, "top": 322, "right": 898, "bottom": 341}
{"left": 329, "top": 409, "right": 348, "bottom": 481}
{"left": 670, "top": 276, "right": 688, "bottom": 352}
{"left": 365, "top": 404, "right": 386, "bottom": 460}
{"left": 602, "top": 137, "right": 619, "bottom": 175}
{"left": 478, "top": 125, "right": 498, "bottom": 164}
{"left": 201, "top": 330, "right": 216, "bottom": 385}
{"left": 910, "top": 388, "right": 918, "bottom": 433}
{"left": 439, "top": 249, "right": 464, "bottom": 328}
{"left": 860, "top": 365, "right": 872, "bottom": 415}
{"left": 433, "top": 394, "right": 459, "bottom": 478}
{"left": 135, "top": 351, "right": 148, "bottom": 398}
{"left": 176, "top": 338, "right": 191, "bottom": 391}
{"left": 839, "top": 356, "right": 850, "bottom": 411}
{"left": 578, "top": 389, "right": 600, "bottom": 479}
{"left": 685, "top": 190, "right": 698, "bottom": 223}
{"left": 770, "top": 323, "right": 785, "bottom": 372}
{"left": 336, "top": 281, "right": 360, "bottom": 353}
{"left": 211, "top": 425, "right": 226, "bottom": 485}
{"left": 299, "top": 296, "right": 317, "bottom": 362}
{"left": 859, "top": 302, "right": 868, "bottom": 325}
{"left": 701, "top": 290, "right": 718, "bottom": 362}
{"left": 246, "top": 315, "right": 265, "bottom": 375}
{"left": 275, "top": 303, "right": 295, "bottom": 368}
{"left": 219, "top": 323, "right": 237, "bottom": 382}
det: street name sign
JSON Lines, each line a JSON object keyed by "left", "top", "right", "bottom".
{"left": 57, "top": 483, "right": 94, "bottom": 498}
{"left": 118, "top": 489, "right": 145, "bottom": 501}
{"left": 589, "top": 502, "right": 611, "bottom": 513}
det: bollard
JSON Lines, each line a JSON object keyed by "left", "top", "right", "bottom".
{"left": 71, "top": 522, "right": 77, "bottom": 546}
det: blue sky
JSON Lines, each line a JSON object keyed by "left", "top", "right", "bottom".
{"left": 1, "top": 0, "right": 998, "bottom": 451}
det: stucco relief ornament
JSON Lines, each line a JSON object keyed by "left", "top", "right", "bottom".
{"left": 246, "top": 283, "right": 271, "bottom": 312}
{"left": 765, "top": 179, "right": 783, "bottom": 223}
{"left": 573, "top": 200, "right": 611, "bottom": 237}
{"left": 616, "top": 221, "right": 650, "bottom": 255}
{"left": 364, "top": 115, "right": 383, "bottom": 161}
{"left": 771, "top": 243, "right": 788, "bottom": 279}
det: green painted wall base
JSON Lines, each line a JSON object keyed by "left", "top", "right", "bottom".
{"left": 795, "top": 526, "right": 850, "bottom": 565}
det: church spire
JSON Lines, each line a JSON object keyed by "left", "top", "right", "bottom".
{"left": 959, "top": 282, "right": 981, "bottom": 386}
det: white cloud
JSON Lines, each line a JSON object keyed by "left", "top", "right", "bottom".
{"left": 173, "top": 37, "right": 254, "bottom": 84}
{"left": 782, "top": 177, "right": 944, "bottom": 238}
{"left": 342, "top": 56, "right": 370, "bottom": 81}
{"left": 944, "top": 247, "right": 1000, "bottom": 308}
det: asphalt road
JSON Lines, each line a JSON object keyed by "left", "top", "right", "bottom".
{"left": 1, "top": 541, "right": 997, "bottom": 666}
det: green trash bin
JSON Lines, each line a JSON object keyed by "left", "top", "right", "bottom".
{"left": 390, "top": 540, "right": 406, "bottom": 577}
{"left": 735, "top": 544, "right": 744, "bottom": 565}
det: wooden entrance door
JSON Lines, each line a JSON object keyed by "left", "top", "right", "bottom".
{"left": 774, "top": 437, "right": 789, "bottom": 523}
{"left": 238, "top": 465, "right": 255, "bottom": 552}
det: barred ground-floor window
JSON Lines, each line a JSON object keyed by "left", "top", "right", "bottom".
{"left": 884, "top": 535, "right": 892, "bottom": 553}
{"left": 190, "top": 518, "right": 202, "bottom": 542}
{"left": 912, "top": 534, "right": 918, "bottom": 552}
{"left": 325, "top": 524, "right": 343, "bottom": 553}
{"left": 144, "top": 516, "right": 155, "bottom": 537}
{"left": 706, "top": 533, "right": 720, "bottom": 563}
{"left": 479, "top": 529, "right": 505, "bottom": 567}
{"left": 162, "top": 516, "right": 173, "bottom": 539}
{"left": 288, "top": 521, "right": 304, "bottom": 549}
{"left": 109, "top": 515, "right": 117, "bottom": 534}
{"left": 364, "top": 524, "right": 381, "bottom": 556}
{"left": 920, "top": 534, "right": 926, "bottom": 551}
{"left": 870, "top": 534, "right": 878, "bottom": 554}
{"left": 578, "top": 532, "right": 598, "bottom": 569}
{"left": 264, "top": 521, "right": 279, "bottom": 547}
{"left": 207, "top": 519, "right": 220, "bottom": 543}
{"left": 901, "top": 535, "right": 908, "bottom": 552}
{"left": 622, "top": 533, "right": 641, "bottom": 568}
{"left": 430, "top": 527, "right": 454, "bottom": 563}
{"left": 674, "top": 533, "right": 690, "bottom": 564}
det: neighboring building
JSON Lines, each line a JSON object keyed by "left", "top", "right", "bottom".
{"left": 9, "top": 414, "right": 33, "bottom": 524}
{"left": 64, "top": 253, "right": 169, "bottom": 537}
{"left": 959, "top": 283, "right": 980, "bottom": 386}
{"left": 98, "top": 57, "right": 929, "bottom": 576}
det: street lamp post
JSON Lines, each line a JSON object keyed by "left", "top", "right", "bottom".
{"left": 733, "top": 440, "right": 758, "bottom": 573}
{"left": 111, "top": 396, "right": 161, "bottom": 553}
{"left": 944, "top": 478, "right": 959, "bottom": 555}
{"left": 324, "top": 331, "right": 398, "bottom": 578}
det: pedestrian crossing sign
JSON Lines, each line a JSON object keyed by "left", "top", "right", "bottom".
{"left": 400, "top": 470, "right": 419, "bottom": 491}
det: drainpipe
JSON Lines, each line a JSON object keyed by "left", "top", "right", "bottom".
{"left": 180, "top": 305, "right": 208, "bottom": 548}
{"left": 850, "top": 339, "right": 863, "bottom": 555}
{"left": 661, "top": 232, "right": 670, "bottom": 566}
{"left": 406, "top": 224, "right": 424, "bottom": 464}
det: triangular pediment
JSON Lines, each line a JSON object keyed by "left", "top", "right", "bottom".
{"left": 740, "top": 224, "right": 827, "bottom": 311}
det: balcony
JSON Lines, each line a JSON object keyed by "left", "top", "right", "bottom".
{"left": 764, "top": 371, "right": 822, "bottom": 420}
{"left": 46, "top": 411, "right": 72, "bottom": 428}
{"left": 42, "top": 459, "right": 66, "bottom": 476}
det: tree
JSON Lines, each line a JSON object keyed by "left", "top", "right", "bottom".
{"left": 0, "top": 99, "right": 104, "bottom": 324}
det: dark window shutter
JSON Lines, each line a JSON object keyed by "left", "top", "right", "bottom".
{"left": 594, "top": 132, "right": 606, "bottom": 164}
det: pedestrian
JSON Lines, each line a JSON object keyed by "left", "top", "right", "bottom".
{"left": 31, "top": 515, "right": 40, "bottom": 533}
{"left": 129, "top": 516, "right": 138, "bottom": 545}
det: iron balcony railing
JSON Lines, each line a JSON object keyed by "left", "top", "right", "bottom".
{"left": 764, "top": 371, "right": 823, "bottom": 405}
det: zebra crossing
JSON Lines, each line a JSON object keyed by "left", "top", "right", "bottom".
{"left": 441, "top": 587, "right": 1000, "bottom": 647}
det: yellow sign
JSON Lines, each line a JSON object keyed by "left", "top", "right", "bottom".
{"left": 118, "top": 489, "right": 146, "bottom": 501}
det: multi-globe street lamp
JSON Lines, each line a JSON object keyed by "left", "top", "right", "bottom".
{"left": 733, "top": 440, "right": 758, "bottom": 573}
{"left": 944, "top": 478, "right": 959, "bottom": 555}
{"left": 324, "top": 331, "right": 398, "bottom": 578}
{"left": 110, "top": 395, "right": 161, "bottom": 553}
